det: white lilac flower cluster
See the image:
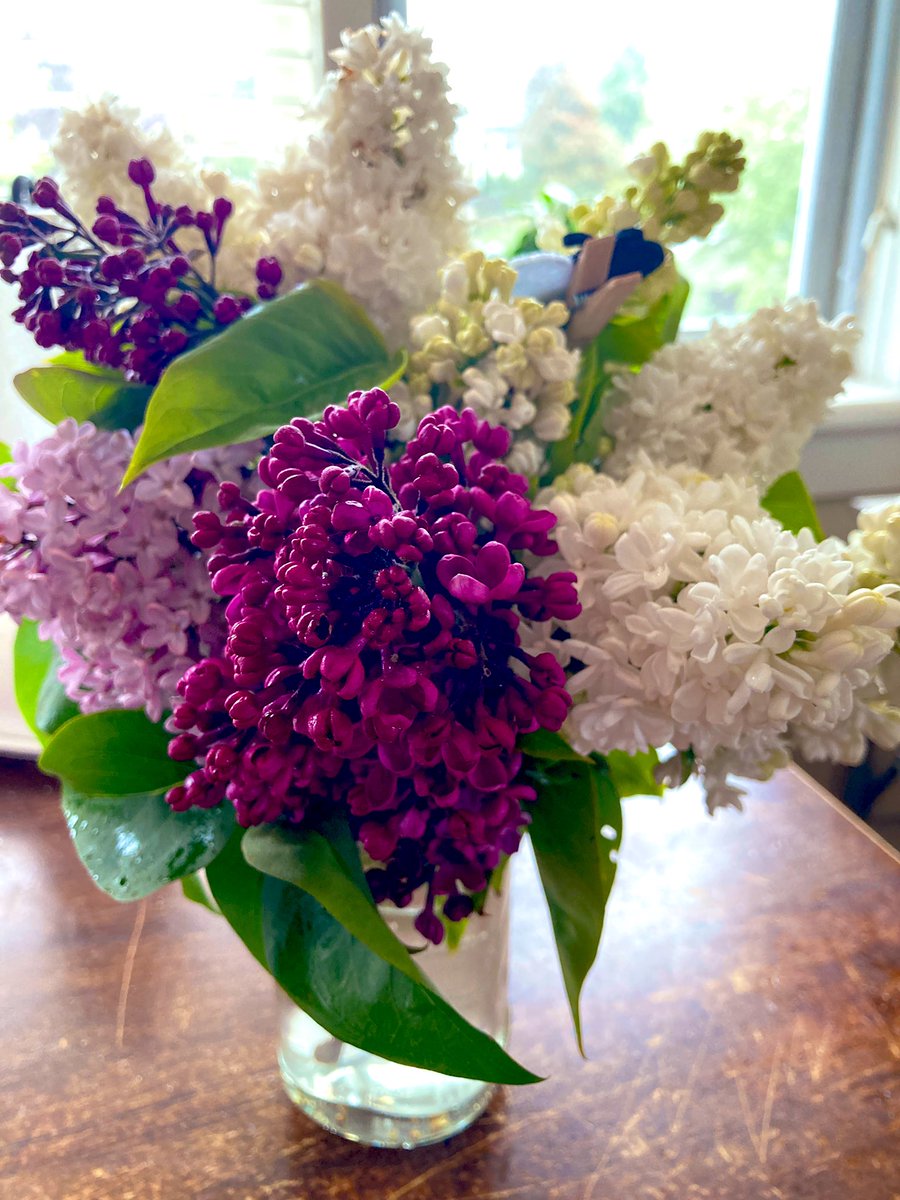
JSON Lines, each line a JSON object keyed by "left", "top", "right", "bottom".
{"left": 393, "top": 252, "right": 580, "bottom": 477}
{"left": 50, "top": 17, "right": 471, "bottom": 341}
{"left": 0, "top": 421, "right": 257, "bottom": 722}
{"left": 603, "top": 300, "right": 859, "bottom": 487}
{"left": 848, "top": 501, "right": 900, "bottom": 587}
{"left": 525, "top": 459, "right": 900, "bottom": 810}
{"left": 847, "top": 500, "right": 900, "bottom": 716}
{"left": 252, "top": 17, "right": 472, "bottom": 345}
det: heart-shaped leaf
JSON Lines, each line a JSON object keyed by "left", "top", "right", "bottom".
{"left": 242, "top": 820, "right": 429, "bottom": 982}
{"left": 208, "top": 828, "right": 541, "bottom": 1084}
{"left": 761, "top": 470, "right": 825, "bottom": 540}
{"left": 181, "top": 872, "right": 221, "bottom": 913}
{"left": 62, "top": 785, "right": 234, "bottom": 901}
{"left": 14, "top": 359, "right": 150, "bottom": 431}
{"left": 0, "top": 441, "right": 15, "bottom": 490}
{"left": 122, "top": 280, "right": 404, "bottom": 485}
{"left": 604, "top": 748, "right": 663, "bottom": 798}
{"left": 546, "top": 273, "right": 690, "bottom": 480}
{"left": 526, "top": 757, "right": 622, "bottom": 1054}
{"left": 205, "top": 826, "right": 269, "bottom": 968}
{"left": 13, "top": 619, "right": 79, "bottom": 745}
{"left": 519, "top": 729, "right": 589, "bottom": 763}
{"left": 262, "top": 874, "right": 540, "bottom": 1084}
{"left": 39, "top": 709, "right": 189, "bottom": 795}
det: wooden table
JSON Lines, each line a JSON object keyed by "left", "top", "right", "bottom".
{"left": 1, "top": 758, "right": 898, "bottom": 1200}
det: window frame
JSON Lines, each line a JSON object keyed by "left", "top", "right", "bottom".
{"left": 792, "top": 0, "right": 900, "bottom": 324}
{"left": 316, "top": 0, "right": 407, "bottom": 79}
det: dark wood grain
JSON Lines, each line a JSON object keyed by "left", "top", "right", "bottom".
{"left": 1, "top": 757, "right": 898, "bottom": 1200}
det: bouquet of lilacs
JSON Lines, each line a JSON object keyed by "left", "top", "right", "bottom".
{"left": 2, "top": 17, "right": 898, "bottom": 1086}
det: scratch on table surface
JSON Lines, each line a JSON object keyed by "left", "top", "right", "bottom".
{"left": 734, "top": 1077, "right": 761, "bottom": 1162}
{"left": 465, "top": 1185, "right": 573, "bottom": 1200}
{"left": 383, "top": 1111, "right": 547, "bottom": 1200}
{"left": 670, "top": 1019, "right": 711, "bottom": 1135}
{"left": 734, "top": 1040, "right": 783, "bottom": 1166}
{"left": 758, "top": 1041, "right": 782, "bottom": 1164}
{"left": 115, "top": 899, "right": 147, "bottom": 1051}
{"left": 581, "top": 1043, "right": 657, "bottom": 1200}
{"left": 802, "top": 1024, "right": 833, "bottom": 1083}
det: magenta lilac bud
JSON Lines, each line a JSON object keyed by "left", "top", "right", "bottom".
{"left": 0, "top": 163, "right": 277, "bottom": 383}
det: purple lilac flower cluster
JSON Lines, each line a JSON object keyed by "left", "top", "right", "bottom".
{"left": 166, "top": 388, "right": 579, "bottom": 940}
{"left": 0, "top": 421, "right": 259, "bottom": 721}
{"left": 0, "top": 161, "right": 283, "bottom": 384}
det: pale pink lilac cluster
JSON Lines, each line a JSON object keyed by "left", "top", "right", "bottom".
{"left": 0, "top": 420, "right": 258, "bottom": 721}
{"left": 166, "top": 388, "right": 578, "bottom": 940}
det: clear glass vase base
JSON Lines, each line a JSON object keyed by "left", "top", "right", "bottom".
{"left": 276, "top": 890, "right": 510, "bottom": 1148}
{"left": 278, "top": 1043, "right": 495, "bottom": 1149}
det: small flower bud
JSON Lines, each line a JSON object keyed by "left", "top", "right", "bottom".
{"left": 160, "top": 328, "right": 189, "bottom": 355}
{"left": 92, "top": 214, "right": 122, "bottom": 243}
{"left": 35, "top": 258, "right": 65, "bottom": 287}
{"left": 31, "top": 177, "right": 62, "bottom": 210}
{"left": 213, "top": 295, "right": 241, "bottom": 325}
{"left": 255, "top": 256, "right": 283, "bottom": 287}
{"left": 175, "top": 292, "right": 202, "bottom": 322}
{"left": 127, "top": 158, "right": 156, "bottom": 187}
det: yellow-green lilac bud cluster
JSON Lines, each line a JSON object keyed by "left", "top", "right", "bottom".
{"left": 848, "top": 503, "right": 900, "bottom": 590}
{"left": 569, "top": 131, "right": 745, "bottom": 247}
{"left": 845, "top": 501, "right": 900, "bottom": 739}
{"left": 392, "top": 251, "right": 580, "bottom": 477}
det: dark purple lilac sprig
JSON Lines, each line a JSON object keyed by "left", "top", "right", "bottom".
{"left": 0, "top": 161, "right": 284, "bottom": 384}
{"left": 166, "top": 389, "right": 579, "bottom": 942}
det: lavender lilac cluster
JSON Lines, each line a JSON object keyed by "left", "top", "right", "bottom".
{"left": 0, "top": 422, "right": 258, "bottom": 721}
{"left": 166, "top": 389, "right": 579, "bottom": 940}
{"left": 0, "top": 160, "right": 282, "bottom": 384}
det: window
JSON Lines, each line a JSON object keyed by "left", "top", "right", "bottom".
{"left": 0, "top": 0, "right": 332, "bottom": 446}
{"left": 406, "top": 0, "right": 900, "bottom": 502}
{"left": 406, "top": 0, "right": 836, "bottom": 331}
{"left": 1, "top": 2, "right": 898, "bottom": 452}
{"left": 1, "top": 0, "right": 322, "bottom": 193}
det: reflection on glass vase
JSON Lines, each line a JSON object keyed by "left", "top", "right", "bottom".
{"left": 277, "top": 886, "right": 510, "bottom": 1149}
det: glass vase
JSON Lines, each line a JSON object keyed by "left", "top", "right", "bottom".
{"left": 277, "top": 886, "right": 510, "bottom": 1149}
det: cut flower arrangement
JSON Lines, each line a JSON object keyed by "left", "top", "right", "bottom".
{"left": 2, "top": 17, "right": 899, "bottom": 1145}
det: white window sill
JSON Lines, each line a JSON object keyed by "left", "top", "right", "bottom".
{"left": 802, "top": 378, "right": 900, "bottom": 499}
{"left": 0, "top": 616, "right": 39, "bottom": 757}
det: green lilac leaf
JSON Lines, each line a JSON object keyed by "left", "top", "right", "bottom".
{"left": 61, "top": 785, "right": 234, "bottom": 901}
{"left": 242, "top": 820, "right": 432, "bottom": 984}
{"left": 527, "top": 757, "right": 622, "bottom": 1054}
{"left": 761, "top": 470, "right": 825, "bottom": 540}
{"left": 12, "top": 619, "right": 78, "bottom": 745}
{"left": 0, "top": 441, "right": 15, "bottom": 490}
{"left": 14, "top": 362, "right": 150, "bottom": 432}
{"left": 39, "top": 709, "right": 190, "bottom": 795}
{"left": 239, "top": 822, "right": 540, "bottom": 1081}
{"left": 122, "top": 280, "right": 403, "bottom": 485}
{"left": 261, "top": 872, "right": 542, "bottom": 1084}
{"left": 205, "top": 826, "right": 268, "bottom": 968}
{"left": 546, "top": 273, "right": 690, "bottom": 480}
{"left": 604, "top": 748, "right": 663, "bottom": 797}
{"left": 518, "top": 729, "right": 589, "bottom": 763}
{"left": 214, "top": 830, "right": 540, "bottom": 1083}
{"left": 181, "top": 871, "right": 221, "bottom": 914}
